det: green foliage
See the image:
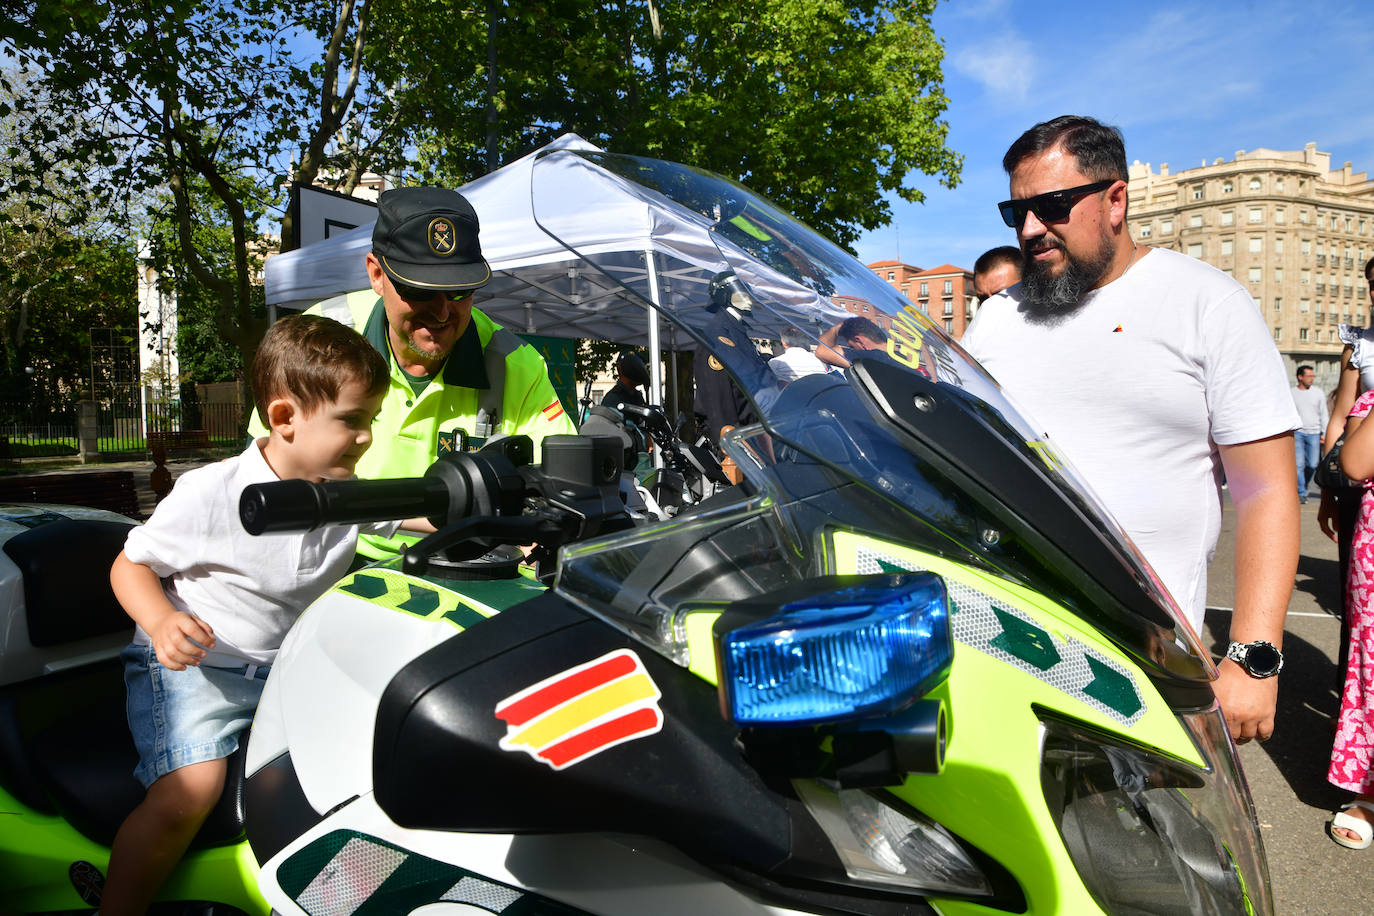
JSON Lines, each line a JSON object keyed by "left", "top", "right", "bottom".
{"left": 381, "top": 0, "right": 962, "bottom": 250}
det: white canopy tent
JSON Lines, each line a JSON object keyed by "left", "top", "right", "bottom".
{"left": 264, "top": 134, "right": 849, "bottom": 412}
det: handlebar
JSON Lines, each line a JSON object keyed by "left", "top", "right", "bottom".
{"left": 239, "top": 477, "right": 450, "bottom": 535}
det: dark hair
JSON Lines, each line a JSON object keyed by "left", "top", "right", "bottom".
{"left": 1003, "top": 115, "right": 1128, "bottom": 183}
{"left": 252, "top": 314, "right": 388, "bottom": 421}
{"left": 839, "top": 316, "right": 887, "bottom": 344}
{"left": 1365, "top": 255, "right": 1374, "bottom": 281}
{"left": 974, "top": 246, "right": 1024, "bottom": 277}
{"left": 1296, "top": 365, "right": 1314, "bottom": 377}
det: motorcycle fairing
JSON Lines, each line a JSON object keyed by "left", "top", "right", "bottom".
{"left": 369, "top": 591, "right": 1020, "bottom": 914}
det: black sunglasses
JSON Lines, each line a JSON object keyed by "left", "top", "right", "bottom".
{"left": 997, "top": 180, "right": 1116, "bottom": 229}
{"left": 393, "top": 280, "right": 472, "bottom": 303}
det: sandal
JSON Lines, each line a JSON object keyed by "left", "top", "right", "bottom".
{"left": 1329, "top": 800, "right": 1374, "bottom": 850}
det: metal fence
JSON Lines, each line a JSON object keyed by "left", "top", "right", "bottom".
{"left": 0, "top": 398, "right": 245, "bottom": 461}
{"left": 0, "top": 401, "right": 79, "bottom": 460}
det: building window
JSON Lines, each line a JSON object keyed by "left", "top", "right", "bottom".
{"left": 1276, "top": 177, "right": 1285, "bottom": 192}
{"left": 1300, "top": 328, "right": 1309, "bottom": 341}
{"left": 1274, "top": 297, "right": 1282, "bottom": 312}
{"left": 1302, "top": 239, "right": 1312, "bottom": 255}
{"left": 942, "top": 299, "right": 953, "bottom": 316}
{"left": 1275, "top": 268, "right": 1284, "bottom": 282}
{"left": 1248, "top": 177, "right": 1262, "bottom": 191}
{"left": 943, "top": 279, "right": 953, "bottom": 295}
{"left": 1139, "top": 225, "right": 1152, "bottom": 238}
{"left": 1161, "top": 219, "right": 1173, "bottom": 234}
{"left": 1275, "top": 238, "right": 1284, "bottom": 254}
{"left": 1190, "top": 214, "right": 1203, "bottom": 228}
{"left": 1220, "top": 210, "right": 1234, "bottom": 226}
{"left": 1301, "top": 210, "right": 1310, "bottom": 224}
{"left": 1300, "top": 298, "right": 1310, "bottom": 312}
{"left": 887, "top": 271, "right": 895, "bottom": 281}
{"left": 919, "top": 282, "right": 928, "bottom": 296}
{"left": 1248, "top": 208, "right": 1263, "bottom": 223}
{"left": 944, "top": 318, "right": 953, "bottom": 334}
{"left": 1275, "top": 208, "right": 1285, "bottom": 224}
{"left": 1347, "top": 217, "right": 1354, "bottom": 233}
{"left": 919, "top": 300, "right": 928, "bottom": 314}
{"left": 1188, "top": 243, "right": 1204, "bottom": 258}
{"left": 1249, "top": 237, "right": 1263, "bottom": 253}
{"left": 1301, "top": 269, "right": 1311, "bottom": 285}
{"left": 1274, "top": 327, "right": 1282, "bottom": 341}
{"left": 1192, "top": 186, "right": 1204, "bottom": 200}
{"left": 1221, "top": 239, "right": 1234, "bottom": 256}
{"left": 1222, "top": 180, "right": 1234, "bottom": 194}
{"left": 1248, "top": 267, "right": 1262, "bottom": 283}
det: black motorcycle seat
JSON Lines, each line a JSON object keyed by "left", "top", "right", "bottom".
{"left": 30, "top": 705, "right": 248, "bottom": 849}
{"left": 0, "top": 658, "right": 247, "bottom": 849}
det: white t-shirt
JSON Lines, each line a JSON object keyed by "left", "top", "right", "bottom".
{"left": 125, "top": 440, "right": 396, "bottom": 666}
{"left": 768, "top": 346, "right": 828, "bottom": 383}
{"left": 961, "top": 247, "right": 1299, "bottom": 631}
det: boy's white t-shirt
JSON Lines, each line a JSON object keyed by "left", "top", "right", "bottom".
{"left": 124, "top": 440, "right": 396, "bottom": 666}
{"left": 961, "top": 247, "right": 1299, "bottom": 631}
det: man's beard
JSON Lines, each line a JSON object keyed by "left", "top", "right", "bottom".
{"left": 1020, "top": 235, "right": 1115, "bottom": 322}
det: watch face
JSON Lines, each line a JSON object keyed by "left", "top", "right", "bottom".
{"left": 1245, "top": 642, "right": 1282, "bottom": 676}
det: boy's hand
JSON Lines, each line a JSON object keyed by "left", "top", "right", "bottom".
{"left": 149, "top": 612, "right": 216, "bottom": 671}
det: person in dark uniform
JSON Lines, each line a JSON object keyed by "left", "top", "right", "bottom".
{"left": 601, "top": 351, "right": 649, "bottom": 415}
{"left": 694, "top": 273, "right": 772, "bottom": 454}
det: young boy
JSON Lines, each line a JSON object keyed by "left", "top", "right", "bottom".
{"left": 100, "top": 314, "right": 433, "bottom": 914}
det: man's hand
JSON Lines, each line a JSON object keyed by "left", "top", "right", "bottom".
{"left": 147, "top": 611, "right": 215, "bottom": 671}
{"left": 1318, "top": 489, "right": 1340, "bottom": 541}
{"left": 1213, "top": 659, "right": 1278, "bottom": 743}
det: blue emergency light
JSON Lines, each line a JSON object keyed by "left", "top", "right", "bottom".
{"left": 719, "top": 574, "right": 953, "bottom": 726}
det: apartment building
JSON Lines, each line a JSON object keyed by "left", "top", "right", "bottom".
{"left": 867, "top": 259, "right": 977, "bottom": 339}
{"left": 1128, "top": 143, "right": 1374, "bottom": 388}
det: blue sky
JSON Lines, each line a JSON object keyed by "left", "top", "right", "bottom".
{"left": 851, "top": 0, "right": 1374, "bottom": 271}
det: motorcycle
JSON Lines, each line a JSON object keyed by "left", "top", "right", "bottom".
{"left": 240, "top": 149, "right": 1274, "bottom": 916}
{"left": 0, "top": 503, "right": 267, "bottom": 913}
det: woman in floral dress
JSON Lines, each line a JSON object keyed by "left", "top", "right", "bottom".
{"left": 1328, "top": 387, "right": 1374, "bottom": 848}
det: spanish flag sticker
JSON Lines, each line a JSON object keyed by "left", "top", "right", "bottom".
{"left": 542, "top": 400, "right": 565, "bottom": 422}
{"left": 495, "top": 649, "right": 664, "bottom": 770}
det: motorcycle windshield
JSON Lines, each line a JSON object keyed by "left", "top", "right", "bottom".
{"left": 530, "top": 150, "right": 1210, "bottom": 688}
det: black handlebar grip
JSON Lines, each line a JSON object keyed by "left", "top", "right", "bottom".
{"left": 239, "top": 477, "right": 450, "bottom": 535}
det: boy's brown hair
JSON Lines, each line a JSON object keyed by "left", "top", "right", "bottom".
{"left": 251, "top": 314, "right": 388, "bottom": 421}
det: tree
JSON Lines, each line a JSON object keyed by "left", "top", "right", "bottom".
{"left": 373, "top": 0, "right": 962, "bottom": 250}
{"left": 0, "top": 0, "right": 405, "bottom": 412}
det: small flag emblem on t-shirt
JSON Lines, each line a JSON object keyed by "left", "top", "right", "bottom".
{"left": 1113, "top": 325, "right": 1124, "bottom": 333}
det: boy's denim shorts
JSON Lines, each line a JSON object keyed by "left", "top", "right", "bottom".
{"left": 121, "top": 644, "right": 270, "bottom": 789}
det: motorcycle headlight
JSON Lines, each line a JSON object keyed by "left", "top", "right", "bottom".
{"left": 793, "top": 779, "right": 994, "bottom": 899}
{"left": 1040, "top": 709, "right": 1272, "bottom": 915}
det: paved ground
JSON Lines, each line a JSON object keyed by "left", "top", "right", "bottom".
{"left": 1205, "top": 487, "right": 1370, "bottom": 916}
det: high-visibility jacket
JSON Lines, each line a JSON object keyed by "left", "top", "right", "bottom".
{"left": 256, "top": 289, "right": 576, "bottom": 559}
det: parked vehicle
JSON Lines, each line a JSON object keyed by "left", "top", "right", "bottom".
{"left": 0, "top": 503, "right": 267, "bottom": 913}
{"left": 240, "top": 150, "right": 1273, "bottom": 916}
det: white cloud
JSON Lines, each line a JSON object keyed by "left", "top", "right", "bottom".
{"left": 949, "top": 33, "right": 1037, "bottom": 105}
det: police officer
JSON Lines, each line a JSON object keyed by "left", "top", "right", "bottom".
{"left": 601, "top": 351, "right": 649, "bottom": 416}
{"left": 260, "top": 187, "right": 575, "bottom": 561}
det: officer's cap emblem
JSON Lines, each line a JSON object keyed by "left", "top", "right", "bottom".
{"left": 428, "top": 217, "right": 456, "bottom": 255}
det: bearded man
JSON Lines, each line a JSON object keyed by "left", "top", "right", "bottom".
{"left": 961, "top": 115, "right": 1299, "bottom": 744}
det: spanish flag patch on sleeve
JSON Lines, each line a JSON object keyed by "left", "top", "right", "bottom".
{"left": 542, "top": 400, "right": 565, "bottom": 422}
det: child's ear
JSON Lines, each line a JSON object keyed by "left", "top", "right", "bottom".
{"left": 266, "top": 397, "right": 297, "bottom": 439}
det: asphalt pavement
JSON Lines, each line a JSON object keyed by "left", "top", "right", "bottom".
{"left": 1204, "top": 487, "right": 1371, "bottom": 916}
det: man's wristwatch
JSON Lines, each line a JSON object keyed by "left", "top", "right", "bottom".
{"left": 1225, "top": 640, "right": 1284, "bottom": 678}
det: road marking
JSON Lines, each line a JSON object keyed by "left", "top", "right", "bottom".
{"left": 1207, "top": 606, "right": 1337, "bottom": 620}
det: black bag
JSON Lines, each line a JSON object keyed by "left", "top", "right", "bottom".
{"left": 1314, "top": 435, "right": 1363, "bottom": 491}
